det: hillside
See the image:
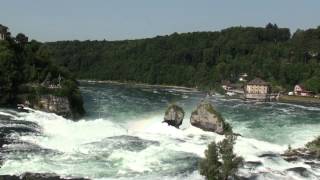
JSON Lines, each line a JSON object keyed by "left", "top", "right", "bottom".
{"left": 44, "top": 24, "right": 320, "bottom": 93}
{"left": 0, "top": 25, "right": 85, "bottom": 119}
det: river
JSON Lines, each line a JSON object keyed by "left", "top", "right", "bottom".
{"left": 0, "top": 82, "right": 319, "bottom": 179}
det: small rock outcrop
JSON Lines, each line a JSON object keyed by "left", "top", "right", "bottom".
{"left": 21, "top": 95, "right": 74, "bottom": 119}
{"left": 190, "top": 101, "right": 229, "bottom": 134}
{"left": 163, "top": 104, "right": 185, "bottom": 128}
{"left": 18, "top": 91, "right": 85, "bottom": 120}
{"left": 38, "top": 95, "right": 72, "bottom": 118}
{"left": 282, "top": 137, "right": 320, "bottom": 163}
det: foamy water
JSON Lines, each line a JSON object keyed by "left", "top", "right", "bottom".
{"left": 0, "top": 82, "right": 319, "bottom": 179}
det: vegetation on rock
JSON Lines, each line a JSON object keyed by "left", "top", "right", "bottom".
{"left": 306, "top": 136, "right": 320, "bottom": 158}
{"left": 283, "top": 136, "right": 320, "bottom": 163}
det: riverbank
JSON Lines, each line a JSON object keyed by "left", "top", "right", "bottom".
{"left": 78, "top": 79, "right": 199, "bottom": 92}
{"left": 79, "top": 79, "right": 320, "bottom": 106}
{"left": 279, "top": 95, "right": 320, "bottom": 105}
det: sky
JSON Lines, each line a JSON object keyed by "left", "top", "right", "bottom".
{"left": 0, "top": 0, "right": 319, "bottom": 42}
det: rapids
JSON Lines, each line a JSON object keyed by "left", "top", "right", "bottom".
{"left": 0, "top": 82, "right": 319, "bottom": 179}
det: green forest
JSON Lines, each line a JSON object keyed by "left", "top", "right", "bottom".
{"left": 44, "top": 24, "right": 320, "bottom": 93}
{"left": 0, "top": 29, "right": 84, "bottom": 117}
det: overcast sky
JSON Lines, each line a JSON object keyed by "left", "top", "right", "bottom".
{"left": 0, "top": 0, "right": 319, "bottom": 42}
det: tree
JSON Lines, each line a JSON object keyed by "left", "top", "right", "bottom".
{"left": 200, "top": 135, "right": 243, "bottom": 180}
{"left": 0, "top": 25, "right": 85, "bottom": 118}
{"left": 15, "top": 33, "right": 28, "bottom": 45}
{"left": 45, "top": 25, "right": 320, "bottom": 92}
{"left": 304, "top": 76, "right": 320, "bottom": 94}
{"left": 266, "top": 23, "right": 278, "bottom": 29}
{"left": 200, "top": 141, "right": 222, "bottom": 180}
{"left": 218, "top": 135, "right": 243, "bottom": 180}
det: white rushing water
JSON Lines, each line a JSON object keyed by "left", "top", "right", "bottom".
{"left": 0, "top": 83, "right": 319, "bottom": 179}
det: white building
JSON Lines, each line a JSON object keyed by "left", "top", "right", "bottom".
{"left": 245, "top": 78, "right": 270, "bottom": 101}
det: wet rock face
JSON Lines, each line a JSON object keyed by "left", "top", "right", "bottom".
{"left": 163, "top": 104, "right": 185, "bottom": 128}
{"left": 28, "top": 95, "right": 73, "bottom": 119}
{"left": 190, "top": 101, "right": 225, "bottom": 134}
{"left": 282, "top": 147, "right": 320, "bottom": 169}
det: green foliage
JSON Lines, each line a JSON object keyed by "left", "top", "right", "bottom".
{"left": 200, "top": 141, "right": 222, "bottom": 180}
{"left": 304, "top": 76, "right": 320, "bottom": 94}
{"left": 15, "top": 33, "right": 28, "bottom": 45}
{"left": 223, "top": 123, "right": 233, "bottom": 135}
{"left": 0, "top": 28, "right": 85, "bottom": 118}
{"left": 200, "top": 135, "right": 243, "bottom": 180}
{"left": 59, "top": 79, "right": 85, "bottom": 118}
{"left": 45, "top": 25, "right": 320, "bottom": 92}
{"left": 306, "top": 136, "right": 320, "bottom": 158}
{"left": 218, "top": 136, "right": 244, "bottom": 179}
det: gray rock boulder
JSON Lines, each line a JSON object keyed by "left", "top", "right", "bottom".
{"left": 190, "top": 101, "right": 230, "bottom": 134}
{"left": 163, "top": 104, "right": 185, "bottom": 128}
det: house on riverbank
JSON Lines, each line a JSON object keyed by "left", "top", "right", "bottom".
{"left": 294, "top": 84, "right": 313, "bottom": 97}
{"left": 245, "top": 78, "right": 270, "bottom": 101}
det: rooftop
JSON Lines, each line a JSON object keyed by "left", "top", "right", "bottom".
{"left": 247, "top": 78, "right": 268, "bottom": 86}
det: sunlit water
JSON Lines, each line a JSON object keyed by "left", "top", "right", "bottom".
{"left": 0, "top": 82, "right": 319, "bottom": 179}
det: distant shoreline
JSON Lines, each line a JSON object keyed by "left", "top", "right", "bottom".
{"left": 78, "top": 80, "right": 320, "bottom": 106}
{"left": 279, "top": 95, "right": 320, "bottom": 105}
{"left": 77, "top": 79, "right": 199, "bottom": 91}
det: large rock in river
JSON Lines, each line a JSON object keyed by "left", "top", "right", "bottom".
{"left": 163, "top": 104, "right": 185, "bottom": 128}
{"left": 190, "top": 101, "right": 229, "bottom": 134}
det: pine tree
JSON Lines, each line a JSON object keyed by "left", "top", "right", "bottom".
{"left": 200, "top": 135, "right": 243, "bottom": 180}
{"left": 200, "top": 141, "right": 222, "bottom": 180}
{"left": 218, "top": 135, "right": 243, "bottom": 180}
